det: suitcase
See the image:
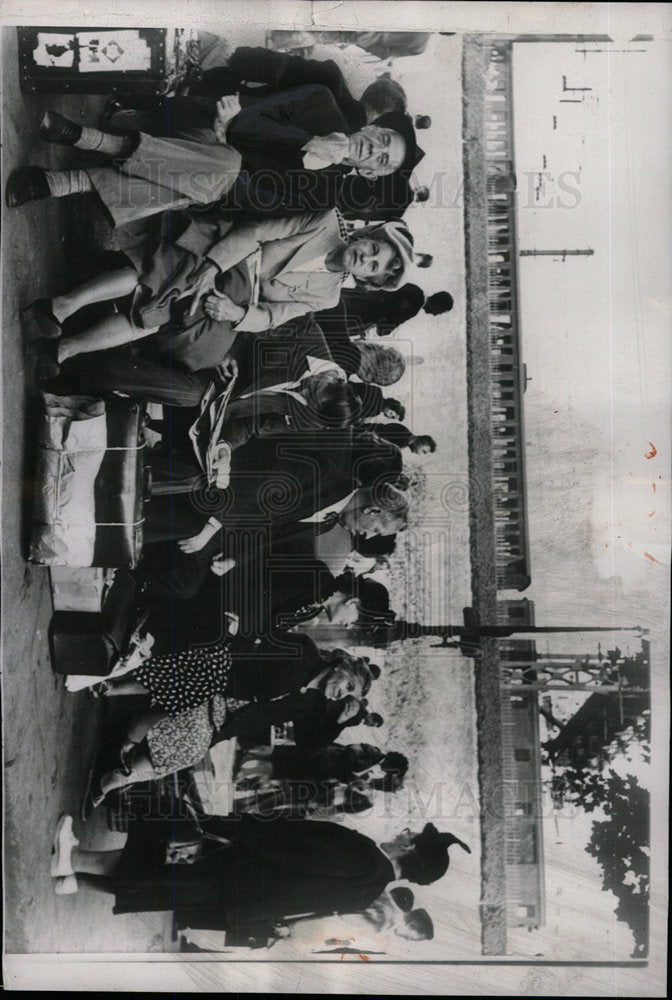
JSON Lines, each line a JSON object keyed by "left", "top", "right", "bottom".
{"left": 30, "top": 395, "right": 150, "bottom": 568}
{"left": 49, "top": 569, "right": 139, "bottom": 675}
{"left": 50, "top": 566, "right": 110, "bottom": 612}
{"left": 18, "top": 27, "right": 198, "bottom": 96}
{"left": 92, "top": 397, "right": 149, "bottom": 568}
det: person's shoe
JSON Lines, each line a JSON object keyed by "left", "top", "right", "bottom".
{"left": 89, "top": 680, "right": 111, "bottom": 699}
{"left": 54, "top": 874, "right": 79, "bottom": 895}
{"left": 80, "top": 786, "right": 105, "bottom": 822}
{"left": 119, "top": 741, "right": 137, "bottom": 777}
{"left": 39, "top": 110, "right": 82, "bottom": 145}
{"left": 5, "top": 166, "right": 51, "bottom": 208}
{"left": 101, "top": 97, "right": 124, "bottom": 126}
{"left": 80, "top": 764, "right": 105, "bottom": 822}
{"left": 31, "top": 338, "right": 61, "bottom": 382}
{"left": 22, "top": 299, "right": 62, "bottom": 341}
{"left": 51, "top": 814, "right": 79, "bottom": 877}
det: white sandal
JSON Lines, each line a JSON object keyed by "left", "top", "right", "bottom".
{"left": 51, "top": 814, "right": 79, "bottom": 877}
{"left": 54, "top": 874, "right": 79, "bottom": 895}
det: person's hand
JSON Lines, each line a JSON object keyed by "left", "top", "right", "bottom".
{"left": 187, "top": 263, "right": 219, "bottom": 317}
{"left": 204, "top": 290, "right": 246, "bottom": 323}
{"left": 224, "top": 611, "right": 240, "bottom": 635}
{"left": 210, "top": 555, "right": 236, "bottom": 576}
{"left": 302, "top": 132, "right": 349, "bottom": 166}
{"left": 178, "top": 528, "right": 211, "bottom": 554}
{"left": 213, "top": 95, "right": 241, "bottom": 142}
{"left": 217, "top": 354, "right": 239, "bottom": 380}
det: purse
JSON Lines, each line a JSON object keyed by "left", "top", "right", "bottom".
{"left": 163, "top": 811, "right": 232, "bottom": 865}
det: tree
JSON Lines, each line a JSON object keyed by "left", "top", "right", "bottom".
{"left": 585, "top": 772, "right": 649, "bottom": 958}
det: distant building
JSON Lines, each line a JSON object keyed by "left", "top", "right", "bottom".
{"left": 484, "top": 42, "right": 531, "bottom": 592}
{"left": 497, "top": 599, "right": 546, "bottom": 930}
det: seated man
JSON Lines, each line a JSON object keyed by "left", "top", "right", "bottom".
{"left": 144, "top": 430, "right": 409, "bottom": 602}
{"left": 8, "top": 84, "right": 418, "bottom": 222}
{"left": 147, "top": 320, "right": 362, "bottom": 492}
{"left": 142, "top": 549, "right": 392, "bottom": 651}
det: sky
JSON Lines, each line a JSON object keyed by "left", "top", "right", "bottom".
{"left": 505, "top": 39, "right": 670, "bottom": 961}
{"left": 512, "top": 41, "right": 671, "bottom": 648}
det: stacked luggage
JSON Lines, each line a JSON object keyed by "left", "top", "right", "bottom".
{"left": 30, "top": 393, "right": 152, "bottom": 678}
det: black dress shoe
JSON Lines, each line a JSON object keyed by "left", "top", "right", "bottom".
{"left": 101, "top": 97, "right": 124, "bottom": 125}
{"left": 31, "top": 338, "right": 61, "bottom": 382}
{"left": 5, "top": 166, "right": 51, "bottom": 208}
{"left": 39, "top": 109, "right": 82, "bottom": 145}
{"left": 22, "top": 299, "right": 62, "bottom": 341}
{"left": 80, "top": 764, "right": 106, "bottom": 822}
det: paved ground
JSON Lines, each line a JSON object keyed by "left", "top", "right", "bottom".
{"left": 1, "top": 27, "right": 168, "bottom": 954}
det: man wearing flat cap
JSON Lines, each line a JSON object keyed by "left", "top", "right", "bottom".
{"left": 9, "top": 84, "right": 418, "bottom": 225}
{"left": 214, "top": 88, "right": 420, "bottom": 218}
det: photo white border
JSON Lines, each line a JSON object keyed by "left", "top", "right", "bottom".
{"left": 1, "top": 1, "right": 668, "bottom": 994}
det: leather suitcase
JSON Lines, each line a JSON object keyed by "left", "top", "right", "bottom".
{"left": 30, "top": 395, "right": 150, "bottom": 568}
{"left": 17, "top": 27, "right": 197, "bottom": 96}
{"left": 49, "top": 569, "right": 138, "bottom": 675}
{"left": 92, "top": 397, "right": 149, "bottom": 568}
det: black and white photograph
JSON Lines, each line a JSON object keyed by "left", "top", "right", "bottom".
{"left": 1, "top": 2, "right": 669, "bottom": 994}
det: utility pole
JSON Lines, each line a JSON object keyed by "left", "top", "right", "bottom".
{"left": 322, "top": 611, "right": 645, "bottom": 654}
{"left": 520, "top": 249, "right": 594, "bottom": 260}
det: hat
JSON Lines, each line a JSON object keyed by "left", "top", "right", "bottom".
{"left": 373, "top": 220, "right": 414, "bottom": 289}
{"left": 410, "top": 824, "right": 472, "bottom": 885}
{"left": 371, "top": 110, "right": 419, "bottom": 174}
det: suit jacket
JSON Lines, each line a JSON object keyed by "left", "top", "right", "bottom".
{"left": 228, "top": 314, "right": 332, "bottom": 388}
{"left": 317, "top": 284, "right": 425, "bottom": 338}
{"left": 228, "top": 47, "right": 367, "bottom": 132}
{"left": 368, "top": 422, "right": 414, "bottom": 449}
{"left": 352, "top": 381, "right": 384, "bottom": 420}
{"left": 225, "top": 84, "right": 350, "bottom": 215}
{"left": 176, "top": 208, "right": 346, "bottom": 333}
{"left": 222, "top": 319, "right": 343, "bottom": 438}
{"left": 338, "top": 171, "right": 415, "bottom": 222}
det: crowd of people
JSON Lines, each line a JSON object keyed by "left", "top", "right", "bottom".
{"left": 9, "top": 35, "right": 467, "bottom": 951}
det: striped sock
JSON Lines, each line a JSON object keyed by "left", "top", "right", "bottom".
{"left": 43, "top": 169, "right": 93, "bottom": 197}
{"left": 76, "top": 126, "right": 131, "bottom": 156}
